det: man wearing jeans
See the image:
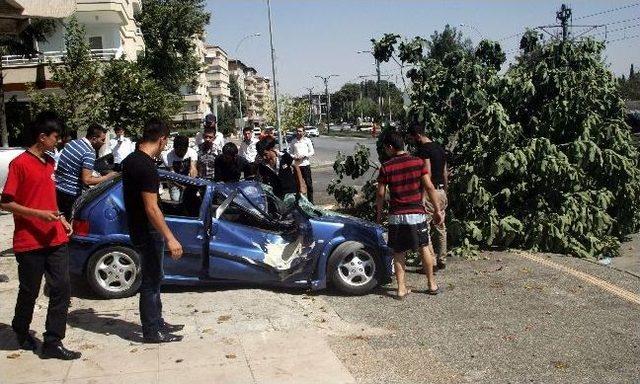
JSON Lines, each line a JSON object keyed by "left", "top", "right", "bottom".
{"left": 289, "top": 126, "right": 315, "bottom": 203}
{"left": 409, "top": 124, "right": 449, "bottom": 270}
{"left": 121, "top": 118, "right": 184, "bottom": 343}
{"left": 0, "top": 111, "right": 79, "bottom": 359}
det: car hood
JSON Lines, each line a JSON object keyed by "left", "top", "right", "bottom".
{"left": 312, "top": 211, "right": 382, "bottom": 231}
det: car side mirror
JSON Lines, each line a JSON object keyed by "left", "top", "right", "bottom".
{"left": 215, "top": 189, "right": 239, "bottom": 219}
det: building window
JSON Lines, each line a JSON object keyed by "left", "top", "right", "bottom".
{"left": 89, "top": 36, "right": 103, "bottom": 51}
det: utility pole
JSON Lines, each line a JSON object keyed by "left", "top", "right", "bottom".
{"left": 304, "top": 86, "right": 313, "bottom": 125}
{"left": 376, "top": 57, "right": 382, "bottom": 121}
{"left": 557, "top": 4, "right": 572, "bottom": 41}
{"left": 314, "top": 74, "right": 338, "bottom": 126}
{"left": 266, "top": 0, "right": 284, "bottom": 148}
{"left": 357, "top": 50, "right": 382, "bottom": 121}
{"left": 536, "top": 4, "right": 605, "bottom": 43}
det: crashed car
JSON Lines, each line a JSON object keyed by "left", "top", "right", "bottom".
{"left": 69, "top": 171, "right": 392, "bottom": 299}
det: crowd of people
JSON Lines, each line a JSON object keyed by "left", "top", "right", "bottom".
{"left": 0, "top": 110, "right": 449, "bottom": 359}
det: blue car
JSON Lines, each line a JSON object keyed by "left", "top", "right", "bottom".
{"left": 69, "top": 171, "right": 392, "bottom": 299}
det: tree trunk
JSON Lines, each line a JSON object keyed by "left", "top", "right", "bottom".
{"left": 0, "top": 58, "right": 8, "bottom": 148}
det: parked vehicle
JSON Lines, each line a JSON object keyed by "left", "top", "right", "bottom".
{"left": 0, "top": 148, "right": 25, "bottom": 192}
{"left": 357, "top": 123, "right": 374, "bottom": 132}
{"left": 304, "top": 126, "right": 320, "bottom": 137}
{"left": 69, "top": 172, "right": 392, "bottom": 299}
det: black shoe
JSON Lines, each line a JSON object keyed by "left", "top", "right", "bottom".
{"left": 16, "top": 333, "right": 37, "bottom": 351}
{"left": 436, "top": 261, "right": 446, "bottom": 270}
{"left": 143, "top": 331, "right": 183, "bottom": 344}
{"left": 160, "top": 322, "right": 184, "bottom": 333}
{"left": 41, "top": 342, "right": 81, "bottom": 360}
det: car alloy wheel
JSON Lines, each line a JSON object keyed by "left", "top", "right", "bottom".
{"left": 336, "top": 249, "right": 376, "bottom": 287}
{"left": 94, "top": 251, "right": 138, "bottom": 293}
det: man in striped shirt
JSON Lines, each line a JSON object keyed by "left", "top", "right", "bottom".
{"left": 376, "top": 132, "right": 442, "bottom": 299}
{"left": 55, "top": 124, "right": 118, "bottom": 220}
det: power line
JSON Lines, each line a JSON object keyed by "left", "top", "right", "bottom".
{"left": 589, "top": 23, "right": 640, "bottom": 37}
{"left": 608, "top": 33, "right": 640, "bottom": 43}
{"left": 596, "top": 16, "right": 640, "bottom": 27}
{"left": 574, "top": 2, "right": 640, "bottom": 21}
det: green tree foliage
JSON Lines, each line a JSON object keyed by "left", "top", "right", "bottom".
{"left": 336, "top": 27, "right": 640, "bottom": 259}
{"left": 136, "top": 0, "right": 210, "bottom": 93}
{"left": 331, "top": 80, "right": 403, "bottom": 122}
{"left": 229, "top": 75, "right": 247, "bottom": 117}
{"left": 29, "top": 17, "right": 102, "bottom": 135}
{"left": 619, "top": 64, "right": 640, "bottom": 100}
{"left": 216, "top": 103, "right": 237, "bottom": 136}
{"left": 29, "top": 17, "right": 182, "bottom": 138}
{"left": 281, "top": 96, "right": 309, "bottom": 131}
{"left": 1, "top": 18, "right": 57, "bottom": 145}
{"left": 99, "top": 59, "right": 181, "bottom": 139}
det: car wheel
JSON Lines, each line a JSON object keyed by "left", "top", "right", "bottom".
{"left": 86, "top": 246, "right": 141, "bottom": 299}
{"left": 328, "top": 241, "right": 380, "bottom": 295}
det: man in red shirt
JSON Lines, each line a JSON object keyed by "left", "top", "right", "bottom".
{"left": 0, "top": 111, "right": 80, "bottom": 360}
{"left": 376, "top": 132, "right": 442, "bottom": 299}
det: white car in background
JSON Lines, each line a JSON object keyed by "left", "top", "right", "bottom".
{"left": 0, "top": 148, "right": 25, "bottom": 192}
{"left": 305, "top": 126, "right": 320, "bottom": 137}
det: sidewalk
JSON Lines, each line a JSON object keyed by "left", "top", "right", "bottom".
{"left": 0, "top": 257, "right": 371, "bottom": 384}
{"left": 0, "top": 214, "right": 370, "bottom": 384}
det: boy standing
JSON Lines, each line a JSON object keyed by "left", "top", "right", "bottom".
{"left": 121, "top": 118, "right": 184, "bottom": 343}
{"left": 0, "top": 112, "right": 80, "bottom": 359}
{"left": 376, "top": 132, "right": 442, "bottom": 299}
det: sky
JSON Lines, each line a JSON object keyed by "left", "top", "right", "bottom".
{"left": 205, "top": 0, "right": 640, "bottom": 96}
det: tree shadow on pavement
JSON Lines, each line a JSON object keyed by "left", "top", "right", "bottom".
{"left": 67, "top": 308, "right": 143, "bottom": 342}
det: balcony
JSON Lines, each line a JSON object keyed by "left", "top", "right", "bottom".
{"left": 1, "top": 48, "right": 121, "bottom": 67}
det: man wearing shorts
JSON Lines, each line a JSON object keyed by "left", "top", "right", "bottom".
{"left": 376, "top": 132, "right": 443, "bottom": 299}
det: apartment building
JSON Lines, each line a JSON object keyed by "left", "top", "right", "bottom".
{"left": 174, "top": 36, "right": 211, "bottom": 124}
{"left": 204, "top": 45, "right": 230, "bottom": 106}
{"left": 228, "top": 58, "right": 271, "bottom": 123}
{"left": 254, "top": 75, "right": 271, "bottom": 122}
{"left": 1, "top": 0, "right": 145, "bottom": 101}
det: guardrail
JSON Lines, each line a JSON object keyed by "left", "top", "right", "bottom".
{"left": 1, "top": 48, "right": 121, "bottom": 67}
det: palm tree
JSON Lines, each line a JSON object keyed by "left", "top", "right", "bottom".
{"left": 0, "top": 19, "right": 56, "bottom": 147}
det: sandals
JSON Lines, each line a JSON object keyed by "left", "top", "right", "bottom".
{"left": 395, "top": 289, "right": 412, "bottom": 300}
{"left": 424, "top": 286, "right": 441, "bottom": 295}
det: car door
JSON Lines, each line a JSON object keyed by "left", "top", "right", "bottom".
{"left": 158, "top": 178, "right": 208, "bottom": 279}
{"left": 208, "top": 185, "right": 316, "bottom": 284}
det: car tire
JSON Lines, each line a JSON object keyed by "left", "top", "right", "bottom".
{"left": 327, "top": 241, "right": 380, "bottom": 295}
{"left": 86, "top": 246, "right": 141, "bottom": 299}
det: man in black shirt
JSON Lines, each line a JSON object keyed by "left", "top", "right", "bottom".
{"left": 214, "top": 142, "right": 249, "bottom": 183}
{"left": 121, "top": 118, "right": 184, "bottom": 344}
{"left": 409, "top": 124, "right": 449, "bottom": 270}
{"left": 256, "top": 137, "right": 306, "bottom": 199}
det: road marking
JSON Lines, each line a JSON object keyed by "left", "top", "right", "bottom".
{"left": 518, "top": 252, "right": 640, "bottom": 305}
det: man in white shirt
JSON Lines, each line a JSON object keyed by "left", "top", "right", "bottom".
{"left": 109, "top": 127, "right": 135, "bottom": 171}
{"left": 239, "top": 126, "right": 259, "bottom": 163}
{"left": 289, "top": 126, "right": 315, "bottom": 203}
{"left": 163, "top": 135, "right": 197, "bottom": 201}
{"left": 163, "top": 135, "right": 198, "bottom": 176}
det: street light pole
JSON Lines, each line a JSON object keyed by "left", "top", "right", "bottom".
{"left": 314, "top": 74, "right": 338, "bottom": 127}
{"left": 234, "top": 32, "right": 261, "bottom": 131}
{"left": 266, "top": 0, "right": 284, "bottom": 148}
{"left": 304, "top": 86, "right": 314, "bottom": 125}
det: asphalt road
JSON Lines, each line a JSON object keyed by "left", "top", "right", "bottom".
{"left": 324, "top": 251, "right": 640, "bottom": 384}
{"left": 305, "top": 135, "right": 379, "bottom": 206}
